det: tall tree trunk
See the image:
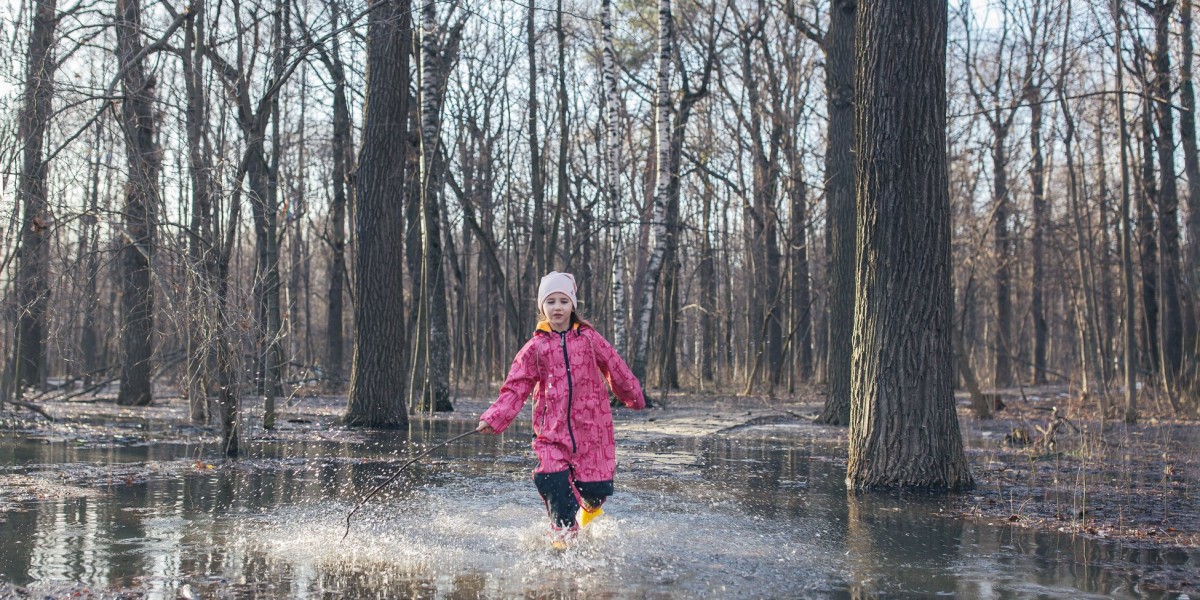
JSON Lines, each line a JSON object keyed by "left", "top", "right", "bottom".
{"left": 1059, "top": 84, "right": 1107, "bottom": 408}
{"left": 528, "top": 1, "right": 545, "bottom": 277}
{"left": 1114, "top": 4, "right": 1140, "bottom": 422}
{"left": 991, "top": 128, "right": 1013, "bottom": 388}
{"left": 317, "top": 0, "right": 352, "bottom": 389}
{"left": 1150, "top": 0, "right": 1185, "bottom": 383}
{"left": 15, "top": 0, "right": 57, "bottom": 391}
{"left": 182, "top": 1, "right": 216, "bottom": 423}
{"left": 115, "top": 0, "right": 160, "bottom": 407}
{"left": 819, "top": 0, "right": 856, "bottom": 425}
{"left": 345, "top": 0, "right": 412, "bottom": 428}
{"left": 846, "top": 0, "right": 972, "bottom": 491}
{"left": 1181, "top": 0, "right": 1200, "bottom": 376}
{"left": 788, "top": 175, "right": 813, "bottom": 381}
{"left": 699, "top": 179, "right": 716, "bottom": 382}
{"left": 630, "top": 0, "right": 676, "bottom": 385}
{"left": 417, "top": 0, "right": 453, "bottom": 413}
{"left": 549, "top": 0, "right": 570, "bottom": 268}
{"left": 601, "top": 0, "right": 627, "bottom": 354}
{"left": 81, "top": 121, "right": 103, "bottom": 388}
{"left": 259, "top": 0, "right": 290, "bottom": 429}
{"left": 326, "top": 72, "right": 350, "bottom": 387}
{"left": 1139, "top": 98, "right": 1162, "bottom": 375}
{"left": 1027, "top": 83, "right": 1049, "bottom": 385}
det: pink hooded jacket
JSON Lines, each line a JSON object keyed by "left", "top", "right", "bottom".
{"left": 480, "top": 321, "right": 644, "bottom": 482}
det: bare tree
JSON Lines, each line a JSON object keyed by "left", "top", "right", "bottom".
{"left": 812, "top": 0, "right": 856, "bottom": 425}
{"left": 1181, "top": 0, "right": 1200, "bottom": 381}
{"left": 1114, "top": 0, "right": 1140, "bottom": 422}
{"left": 114, "top": 0, "right": 160, "bottom": 407}
{"left": 961, "top": 4, "right": 1029, "bottom": 390}
{"left": 14, "top": 0, "right": 58, "bottom": 393}
{"left": 1143, "top": 0, "right": 1185, "bottom": 386}
{"left": 600, "top": 0, "right": 627, "bottom": 355}
{"left": 412, "top": 0, "right": 465, "bottom": 413}
{"left": 630, "top": 0, "right": 718, "bottom": 389}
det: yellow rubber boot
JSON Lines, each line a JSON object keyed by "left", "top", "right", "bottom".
{"left": 578, "top": 504, "right": 604, "bottom": 529}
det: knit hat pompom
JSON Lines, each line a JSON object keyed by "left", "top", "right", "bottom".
{"left": 537, "top": 271, "right": 577, "bottom": 312}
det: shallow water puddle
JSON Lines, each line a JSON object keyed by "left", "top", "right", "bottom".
{"left": 0, "top": 422, "right": 1194, "bottom": 598}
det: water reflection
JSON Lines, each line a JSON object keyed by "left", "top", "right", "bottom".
{"left": 0, "top": 421, "right": 1194, "bottom": 598}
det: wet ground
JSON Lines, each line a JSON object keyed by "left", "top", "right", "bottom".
{"left": 0, "top": 391, "right": 1197, "bottom": 598}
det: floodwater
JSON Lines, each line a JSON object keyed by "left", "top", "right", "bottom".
{"left": 0, "top": 406, "right": 1195, "bottom": 599}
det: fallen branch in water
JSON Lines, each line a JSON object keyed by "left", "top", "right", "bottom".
{"left": 5, "top": 399, "right": 55, "bottom": 421}
{"left": 342, "top": 429, "right": 478, "bottom": 540}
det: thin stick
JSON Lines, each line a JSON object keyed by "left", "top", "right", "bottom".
{"left": 342, "top": 429, "right": 479, "bottom": 540}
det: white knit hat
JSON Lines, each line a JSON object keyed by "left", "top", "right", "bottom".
{"left": 537, "top": 271, "right": 577, "bottom": 312}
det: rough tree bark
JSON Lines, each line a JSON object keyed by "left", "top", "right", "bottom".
{"left": 15, "top": 0, "right": 58, "bottom": 392}
{"left": 115, "top": 0, "right": 160, "bottom": 407}
{"left": 846, "top": 0, "right": 972, "bottom": 491}
{"left": 1026, "top": 78, "right": 1048, "bottom": 386}
{"left": 345, "top": 0, "right": 412, "bottom": 428}
{"left": 528, "top": 0, "right": 546, "bottom": 278}
{"left": 819, "top": 0, "right": 855, "bottom": 425}
{"left": 1181, "top": 0, "right": 1200, "bottom": 379}
{"left": 1148, "top": 0, "right": 1185, "bottom": 383}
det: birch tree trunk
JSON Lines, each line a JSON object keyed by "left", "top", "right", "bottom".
{"left": 601, "top": 0, "right": 627, "bottom": 354}
{"left": 630, "top": 0, "right": 675, "bottom": 386}
{"left": 846, "top": 0, "right": 972, "bottom": 491}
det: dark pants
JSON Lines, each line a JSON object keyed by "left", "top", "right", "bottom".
{"left": 533, "top": 470, "right": 613, "bottom": 529}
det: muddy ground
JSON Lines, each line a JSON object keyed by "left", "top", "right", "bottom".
{"left": 1, "top": 383, "right": 1197, "bottom": 597}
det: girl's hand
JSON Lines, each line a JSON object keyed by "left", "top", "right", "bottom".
{"left": 476, "top": 421, "right": 496, "bottom": 434}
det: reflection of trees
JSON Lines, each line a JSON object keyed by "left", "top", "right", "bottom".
{"left": 694, "top": 437, "right": 846, "bottom": 523}
{"left": 0, "top": 510, "right": 35, "bottom": 583}
{"left": 844, "top": 493, "right": 964, "bottom": 597}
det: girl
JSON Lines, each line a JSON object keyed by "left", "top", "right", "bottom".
{"left": 476, "top": 271, "right": 645, "bottom": 546}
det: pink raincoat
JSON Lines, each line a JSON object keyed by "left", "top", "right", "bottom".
{"left": 480, "top": 321, "right": 644, "bottom": 482}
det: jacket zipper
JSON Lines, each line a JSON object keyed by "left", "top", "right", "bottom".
{"left": 559, "top": 331, "right": 577, "bottom": 453}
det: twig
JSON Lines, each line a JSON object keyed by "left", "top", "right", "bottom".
{"left": 342, "top": 429, "right": 478, "bottom": 540}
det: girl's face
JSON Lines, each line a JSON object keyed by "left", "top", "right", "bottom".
{"left": 542, "top": 292, "right": 573, "bottom": 331}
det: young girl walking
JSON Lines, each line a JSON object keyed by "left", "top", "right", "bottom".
{"left": 476, "top": 271, "right": 645, "bottom": 547}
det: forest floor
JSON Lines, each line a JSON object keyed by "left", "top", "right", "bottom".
{"left": 1, "top": 381, "right": 1198, "bottom": 596}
